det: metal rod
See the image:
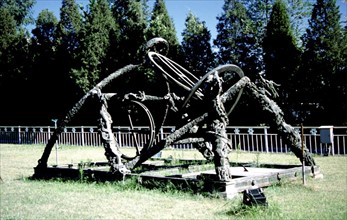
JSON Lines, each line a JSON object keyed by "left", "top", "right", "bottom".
{"left": 128, "top": 111, "right": 140, "bottom": 156}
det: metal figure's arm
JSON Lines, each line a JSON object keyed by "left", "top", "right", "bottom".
{"left": 123, "top": 91, "right": 183, "bottom": 112}
{"left": 124, "top": 91, "right": 164, "bottom": 101}
{"left": 258, "top": 73, "right": 280, "bottom": 98}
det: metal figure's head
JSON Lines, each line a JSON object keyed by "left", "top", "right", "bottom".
{"left": 203, "top": 71, "right": 223, "bottom": 98}
{"left": 145, "top": 37, "right": 169, "bottom": 56}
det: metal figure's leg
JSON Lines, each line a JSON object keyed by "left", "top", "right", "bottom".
{"left": 208, "top": 120, "right": 232, "bottom": 181}
{"left": 203, "top": 71, "right": 233, "bottom": 181}
{"left": 221, "top": 76, "right": 316, "bottom": 166}
{"left": 246, "top": 81, "right": 316, "bottom": 166}
{"left": 92, "top": 89, "right": 129, "bottom": 174}
{"left": 34, "top": 64, "right": 139, "bottom": 173}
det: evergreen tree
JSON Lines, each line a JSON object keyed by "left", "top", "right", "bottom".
{"left": 0, "top": 8, "right": 17, "bottom": 88}
{"left": 214, "top": 0, "right": 258, "bottom": 78}
{"left": 239, "top": 0, "right": 273, "bottom": 76}
{"left": 238, "top": 0, "right": 310, "bottom": 76}
{"left": 0, "top": 8, "right": 16, "bottom": 51}
{"left": 181, "top": 11, "right": 215, "bottom": 77}
{"left": 71, "top": 0, "right": 117, "bottom": 93}
{"left": 286, "top": 0, "right": 312, "bottom": 45}
{"left": 111, "top": 0, "right": 147, "bottom": 67}
{"left": 31, "top": 10, "right": 58, "bottom": 52}
{"left": 56, "top": 0, "right": 82, "bottom": 62}
{"left": 147, "top": 0, "right": 181, "bottom": 61}
{"left": 299, "top": 0, "right": 344, "bottom": 124}
{"left": 214, "top": 0, "right": 264, "bottom": 125}
{"left": 0, "top": 0, "right": 35, "bottom": 26}
{"left": 0, "top": 1, "right": 33, "bottom": 124}
{"left": 55, "top": 0, "right": 83, "bottom": 109}
{"left": 329, "top": 22, "right": 347, "bottom": 125}
{"left": 263, "top": 0, "right": 301, "bottom": 121}
{"left": 30, "top": 9, "right": 59, "bottom": 123}
{"left": 335, "top": 26, "right": 347, "bottom": 125}
{"left": 243, "top": 0, "right": 310, "bottom": 45}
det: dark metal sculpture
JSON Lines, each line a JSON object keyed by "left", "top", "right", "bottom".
{"left": 34, "top": 37, "right": 315, "bottom": 181}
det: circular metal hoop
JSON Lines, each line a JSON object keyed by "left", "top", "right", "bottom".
{"left": 181, "top": 64, "right": 245, "bottom": 115}
{"left": 119, "top": 100, "right": 156, "bottom": 160}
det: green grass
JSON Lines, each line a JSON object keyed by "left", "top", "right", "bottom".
{"left": 1, "top": 144, "right": 346, "bottom": 219}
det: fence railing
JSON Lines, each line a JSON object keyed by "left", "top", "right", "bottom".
{"left": 0, "top": 126, "right": 346, "bottom": 155}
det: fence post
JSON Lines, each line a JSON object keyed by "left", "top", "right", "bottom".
{"left": 18, "top": 126, "right": 21, "bottom": 144}
{"left": 264, "top": 127, "right": 269, "bottom": 153}
{"left": 117, "top": 126, "right": 122, "bottom": 147}
{"left": 160, "top": 127, "right": 164, "bottom": 140}
{"left": 81, "top": 126, "right": 85, "bottom": 146}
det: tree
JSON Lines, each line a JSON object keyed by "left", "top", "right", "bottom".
{"left": 214, "top": 0, "right": 259, "bottom": 79}
{"left": 299, "top": 0, "right": 344, "bottom": 124}
{"left": 31, "top": 10, "right": 58, "bottom": 50}
{"left": 181, "top": 11, "right": 215, "bottom": 77}
{"left": 237, "top": 0, "right": 310, "bottom": 76}
{"left": 30, "top": 10, "right": 59, "bottom": 123}
{"left": 0, "top": 0, "right": 34, "bottom": 84}
{"left": 335, "top": 25, "right": 347, "bottom": 125}
{"left": 243, "top": 0, "right": 311, "bottom": 46}
{"left": 214, "top": 0, "right": 265, "bottom": 125}
{"left": 0, "top": 7, "right": 17, "bottom": 51}
{"left": 0, "top": 0, "right": 35, "bottom": 26}
{"left": 56, "top": 0, "right": 83, "bottom": 60}
{"left": 0, "top": 1, "right": 33, "bottom": 124}
{"left": 147, "top": 0, "right": 181, "bottom": 61}
{"left": 285, "top": 0, "right": 312, "bottom": 45}
{"left": 71, "top": 0, "right": 117, "bottom": 93}
{"left": 263, "top": 0, "right": 301, "bottom": 120}
{"left": 0, "top": 7, "right": 17, "bottom": 85}
{"left": 240, "top": 0, "right": 274, "bottom": 73}
{"left": 111, "top": 0, "right": 147, "bottom": 67}
{"left": 54, "top": 0, "right": 83, "bottom": 110}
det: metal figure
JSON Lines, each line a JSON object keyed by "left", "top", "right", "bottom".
{"left": 34, "top": 37, "right": 316, "bottom": 181}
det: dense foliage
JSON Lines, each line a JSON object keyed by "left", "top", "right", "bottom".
{"left": 0, "top": 0, "right": 346, "bottom": 126}
{"left": 181, "top": 11, "right": 215, "bottom": 77}
{"left": 263, "top": 0, "right": 301, "bottom": 117}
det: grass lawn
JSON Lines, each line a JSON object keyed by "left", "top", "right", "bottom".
{"left": 0, "top": 144, "right": 346, "bottom": 219}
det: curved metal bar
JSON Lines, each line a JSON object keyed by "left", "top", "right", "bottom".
{"left": 181, "top": 64, "right": 245, "bottom": 115}
{"left": 35, "top": 64, "right": 139, "bottom": 169}
{"left": 120, "top": 100, "right": 156, "bottom": 160}
{"left": 147, "top": 51, "right": 200, "bottom": 93}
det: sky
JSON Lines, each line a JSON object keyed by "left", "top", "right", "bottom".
{"left": 31, "top": 0, "right": 346, "bottom": 43}
{"left": 31, "top": 0, "right": 224, "bottom": 43}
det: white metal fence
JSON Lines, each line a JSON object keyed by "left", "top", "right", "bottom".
{"left": 0, "top": 126, "right": 346, "bottom": 155}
